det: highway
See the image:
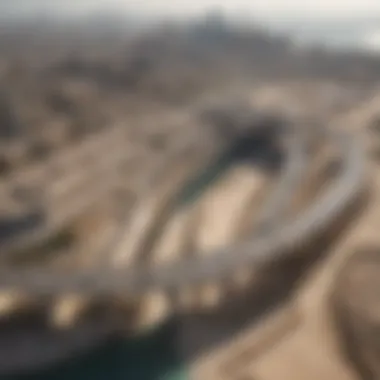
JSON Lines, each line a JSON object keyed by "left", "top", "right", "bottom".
{"left": 0, "top": 114, "right": 365, "bottom": 300}
{"left": 0, "top": 105, "right": 367, "bottom": 376}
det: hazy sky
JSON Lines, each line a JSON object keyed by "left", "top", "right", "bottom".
{"left": 121, "top": 0, "right": 380, "bottom": 17}
{"left": 7, "top": 0, "right": 380, "bottom": 19}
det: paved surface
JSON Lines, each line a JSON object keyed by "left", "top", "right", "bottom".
{"left": 0, "top": 89, "right": 372, "bottom": 377}
{"left": 186, "top": 94, "right": 377, "bottom": 380}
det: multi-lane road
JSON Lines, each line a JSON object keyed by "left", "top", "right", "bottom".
{"left": 0, "top": 93, "right": 370, "bottom": 376}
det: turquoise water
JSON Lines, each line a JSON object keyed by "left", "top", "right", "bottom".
{"left": 7, "top": 323, "right": 187, "bottom": 380}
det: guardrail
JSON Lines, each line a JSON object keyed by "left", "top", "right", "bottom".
{"left": 0, "top": 112, "right": 368, "bottom": 378}
{"left": 0, "top": 124, "right": 365, "bottom": 298}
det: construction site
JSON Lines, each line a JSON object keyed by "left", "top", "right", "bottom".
{"left": 1, "top": 8, "right": 380, "bottom": 380}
